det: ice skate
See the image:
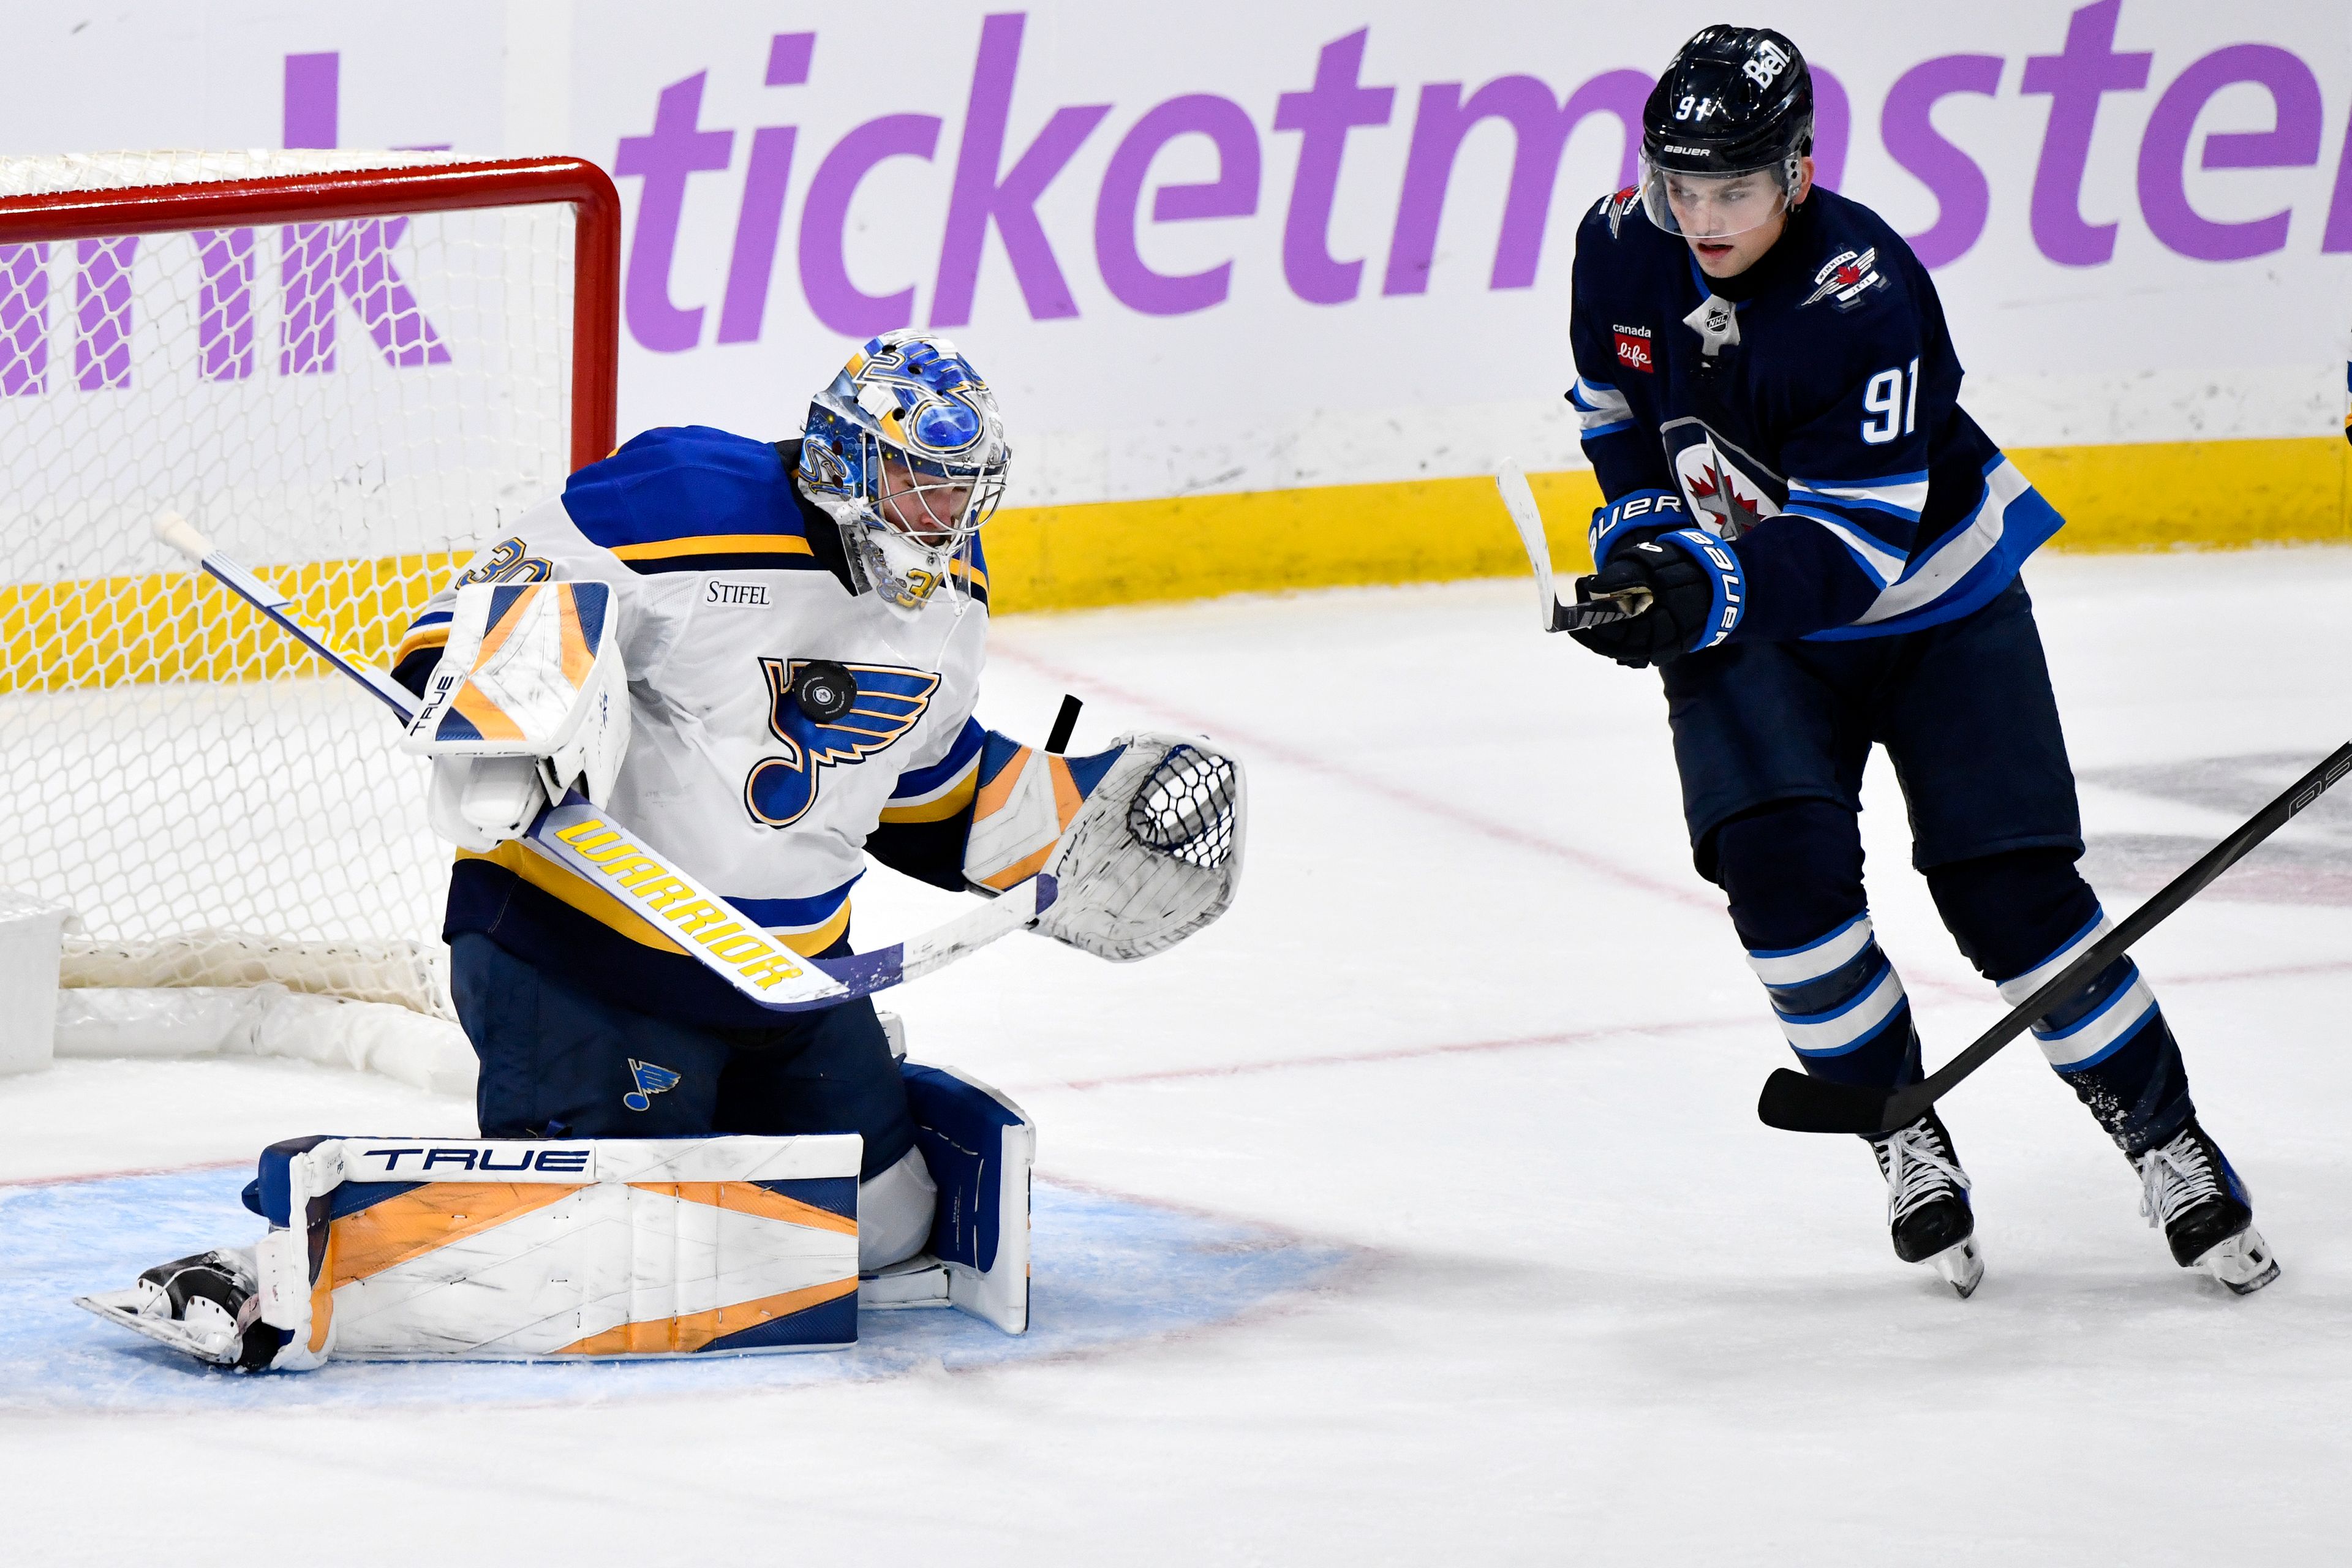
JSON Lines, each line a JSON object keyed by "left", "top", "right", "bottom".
{"left": 2134, "top": 1120, "right": 2278, "bottom": 1295}
{"left": 1867, "top": 1111, "right": 1982, "bottom": 1298}
{"left": 75, "top": 1249, "right": 281, "bottom": 1370}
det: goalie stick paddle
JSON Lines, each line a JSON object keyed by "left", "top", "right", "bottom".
{"left": 1495, "top": 460, "right": 1651, "bottom": 633}
{"left": 152, "top": 511, "right": 1055, "bottom": 1013}
{"left": 1758, "top": 739, "right": 2352, "bottom": 1136}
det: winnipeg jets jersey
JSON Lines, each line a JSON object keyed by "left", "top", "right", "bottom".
{"left": 1568, "top": 186, "right": 2062, "bottom": 641}
{"left": 393, "top": 425, "right": 991, "bottom": 1025}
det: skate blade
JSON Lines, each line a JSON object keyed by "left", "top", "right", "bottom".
{"left": 73, "top": 1291, "right": 239, "bottom": 1362}
{"left": 1926, "top": 1237, "right": 1983, "bottom": 1299}
{"left": 2193, "top": 1227, "right": 2280, "bottom": 1295}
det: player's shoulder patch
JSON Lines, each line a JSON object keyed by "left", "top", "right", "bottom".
{"left": 1596, "top": 184, "right": 1644, "bottom": 241}
{"left": 562, "top": 424, "right": 826, "bottom": 576}
{"left": 1798, "top": 245, "right": 1891, "bottom": 314}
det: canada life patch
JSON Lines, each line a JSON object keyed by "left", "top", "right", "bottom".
{"left": 1613, "top": 325, "right": 1655, "bottom": 374}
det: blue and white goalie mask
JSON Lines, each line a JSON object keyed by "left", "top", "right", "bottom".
{"left": 796, "top": 330, "right": 1009, "bottom": 617}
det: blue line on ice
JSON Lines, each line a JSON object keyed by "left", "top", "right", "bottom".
{"left": 1, "top": 1167, "right": 1355, "bottom": 1412}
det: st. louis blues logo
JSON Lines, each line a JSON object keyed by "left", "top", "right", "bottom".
{"left": 744, "top": 658, "right": 940, "bottom": 829}
{"left": 624, "top": 1058, "right": 681, "bottom": 1112}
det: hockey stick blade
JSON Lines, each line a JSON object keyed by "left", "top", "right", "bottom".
{"left": 1493, "top": 465, "right": 1651, "bottom": 632}
{"left": 156, "top": 513, "right": 1052, "bottom": 1012}
{"left": 1758, "top": 739, "right": 2352, "bottom": 1136}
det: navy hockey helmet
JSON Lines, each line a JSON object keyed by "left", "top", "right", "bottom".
{"left": 1638, "top": 25, "right": 1814, "bottom": 239}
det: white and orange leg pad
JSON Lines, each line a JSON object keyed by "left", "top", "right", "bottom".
{"left": 859, "top": 1062, "right": 1036, "bottom": 1333}
{"left": 240, "top": 1132, "right": 863, "bottom": 1368}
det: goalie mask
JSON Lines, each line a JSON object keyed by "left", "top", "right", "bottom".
{"left": 796, "top": 330, "right": 1009, "bottom": 618}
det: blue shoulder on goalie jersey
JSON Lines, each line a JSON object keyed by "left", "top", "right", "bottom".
{"left": 560, "top": 425, "right": 835, "bottom": 577}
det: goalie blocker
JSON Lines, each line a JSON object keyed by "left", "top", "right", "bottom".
{"left": 76, "top": 1060, "right": 1034, "bottom": 1371}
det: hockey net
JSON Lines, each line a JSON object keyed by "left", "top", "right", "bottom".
{"left": 0, "top": 151, "right": 618, "bottom": 1019}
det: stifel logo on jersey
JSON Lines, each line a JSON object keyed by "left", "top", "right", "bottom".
{"left": 1613, "top": 325, "right": 1655, "bottom": 375}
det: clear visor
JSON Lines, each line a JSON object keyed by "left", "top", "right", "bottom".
{"left": 1639, "top": 157, "right": 1792, "bottom": 241}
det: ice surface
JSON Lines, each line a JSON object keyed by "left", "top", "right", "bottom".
{"left": 6, "top": 549, "right": 2352, "bottom": 1563}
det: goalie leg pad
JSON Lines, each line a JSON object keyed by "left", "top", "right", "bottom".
{"left": 858, "top": 1062, "right": 1035, "bottom": 1333}
{"left": 239, "top": 1134, "right": 866, "bottom": 1367}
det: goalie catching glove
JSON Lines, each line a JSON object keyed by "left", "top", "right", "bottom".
{"left": 401, "top": 580, "right": 630, "bottom": 852}
{"left": 964, "top": 730, "right": 1246, "bottom": 960}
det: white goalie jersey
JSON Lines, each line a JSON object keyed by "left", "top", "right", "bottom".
{"left": 392, "top": 424, "right": 993, "bottom": 1023}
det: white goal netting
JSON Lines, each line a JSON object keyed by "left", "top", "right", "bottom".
{"left": 0, "top": 151, "right": 593, "bottom": 1014}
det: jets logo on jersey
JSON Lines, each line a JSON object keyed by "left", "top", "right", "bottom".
{"left": 624, "top": 1059, "right": 681, "bottom": 1112}
{"left": 744, "top": 659, "right": 940, "bottom": 828}
{"left": 1802, "top": 248, "right": 1887, "bottom": 312}
{"left": 1668, "top": 427, "right": 1783, "bottom": 540}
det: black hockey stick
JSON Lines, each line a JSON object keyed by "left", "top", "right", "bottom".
{"left": 1757, "top": 740, "right": 2352, "bottom": 1136}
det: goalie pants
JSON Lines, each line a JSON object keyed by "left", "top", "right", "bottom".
{"left": 449, "top": 932, "right": 917, "bottom": 1179}
{"left": 1659, "top": 577, "right": 2194, "bottom": 1156}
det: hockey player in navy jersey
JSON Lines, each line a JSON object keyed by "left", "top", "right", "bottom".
{"left": 1557, "top": 26, "right": 2273, "bottom": 1296}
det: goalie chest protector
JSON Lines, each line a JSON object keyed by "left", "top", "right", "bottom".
{"left": 398, "top": 426, "right": 992, "bottom": 1025}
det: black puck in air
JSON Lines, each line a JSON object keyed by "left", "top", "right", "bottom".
{"left": 793, "top": 660, "right": 856, "bottom": 722}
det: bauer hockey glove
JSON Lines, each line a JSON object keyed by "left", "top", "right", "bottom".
{"left": 1567, "top": 529, "right": 1744, "bottom": 668}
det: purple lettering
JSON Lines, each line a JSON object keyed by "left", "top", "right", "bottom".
{"left": 1810, "top": 67, "right": 1850, "bottom": 193}
{"left": 614, "top": 72, "right": 737, "bottom": 354}
{"left": 279, "top": 217, "right": 451, "bottom": 375}
{"left": 2327, "top": 110, "right": 2352, "bottom": 253}
{"left": 74, "top": 237, "right": 134, "bottom": 391}
{"left": 2020, "top": 0, "right": 2152, "bottom": 268}
{"left": 799, "top": 115, "right": 943, "bottom": 336}
{"left": 1880, "top": 55, "right": 2004, "bottom": 270}
{"left": 2136, "top": 45, "right": 2322, "bottom": 263}
{"left": 1093, "top": 95, "right": 1260, "bottom": 317}
{"left": 1382, "top": 69, "right": 1646, "bottom": 296}
{"left": 932, "top": 13, "right": 1110, "bottom": 326}
{"left": 0, "top": 245, "right": 47, "bottom": 397}
{"left": 1273, "top": 29, "right": 1395, "bottom": 306}
{"left": 717, "top": 33, "right": 815, "bottom": 345}
{"left": 196, "top": 230, "right": 256, "bottom": 381}
{"left": 283, "top": 51, "right": 337, "bottom": 149}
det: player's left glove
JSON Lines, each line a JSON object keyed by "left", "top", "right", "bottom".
{"left": 1567, "top": 529, "right": 1745, "bottom": 668}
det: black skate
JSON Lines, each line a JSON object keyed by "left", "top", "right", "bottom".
{"left": 1866, "top": 1112, "right": 1982, "bottom": 1298}
{"left": 2134, "top": 1119, "right": 2278, "bottom": 1295}
{"left": 75, "top": 1249, "right": 282, "bottom": 1370}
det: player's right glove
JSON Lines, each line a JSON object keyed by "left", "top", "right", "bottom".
{"left": 1567, "top": 529, "right": 1745, "bottom": 668}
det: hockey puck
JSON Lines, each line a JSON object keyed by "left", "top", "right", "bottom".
{"left": 793, "top": 660, "right": 856, "bottom": 723}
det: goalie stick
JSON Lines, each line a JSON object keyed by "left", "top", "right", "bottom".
{"left": 1758, "top": 740, "right": 2352, "bottom": 1136}
{"left": 152, "top": 512, "right": 1055, "bottom": 1013}
{"left": 1496, "top": 460, "right": 1651, "bottom": 633}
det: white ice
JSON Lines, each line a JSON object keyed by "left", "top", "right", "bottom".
{"left": 7, "top": 548, "right": 2352, "bottom": 1564}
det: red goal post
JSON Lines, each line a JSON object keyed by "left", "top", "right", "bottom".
{"left": 0, "top": 152, "right": 622, "bottom": 1014}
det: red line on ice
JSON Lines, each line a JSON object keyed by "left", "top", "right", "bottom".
{"left": 990, "top": 639, "right": 1718, "bottom": 913}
